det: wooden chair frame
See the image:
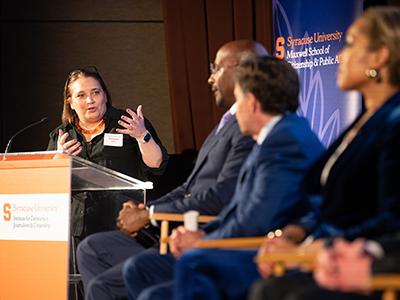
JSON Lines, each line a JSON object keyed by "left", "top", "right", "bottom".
{"left": 367, "top": 274, "right": 400, "bottom": 300}
{"left": 149, "top": 212, "right": 216, "bottom": 254}
{"left": 196, "top": 237, "right": 400, "bottom": 300}
{"left": 195, "top": 236, "right": 266, "bottom": 249}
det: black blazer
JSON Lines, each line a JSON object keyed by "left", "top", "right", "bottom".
{"left": 298, "top": 91, "right": 400, "bottom": 241}
{"left": 151, "top": 114, "right": 255, "bottom": 215}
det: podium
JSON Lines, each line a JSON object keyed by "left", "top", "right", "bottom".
{"left": 0, "top": 151, "right": 152, "bottom": 300}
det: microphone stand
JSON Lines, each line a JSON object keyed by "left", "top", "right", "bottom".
{"left": 3, "top": 117, "right": 50, "bottom": 160}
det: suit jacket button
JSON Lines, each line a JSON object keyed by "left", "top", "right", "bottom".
{"left": 184, "top": 194, "right": 191, "bottom": 198}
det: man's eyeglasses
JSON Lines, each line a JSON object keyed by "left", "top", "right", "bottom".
{"left": 209, "top": 63, "right": 237, "bottom": 75}
{"left": 68, "top": 66, "right": 98, "bottom": 77}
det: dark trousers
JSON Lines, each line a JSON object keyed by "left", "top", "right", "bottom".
{"left": 76, "top": 230, "right": 159, "bottom": 300}
{"left": 123, "top": 252, "right": 176, "bottom": 300}
{"left": 122, "top": 249, "right": 261, "bottom": 300}
{"left": 174, "top": 249, "right": 260, "bottom": 300}
{"left": 248, "top": 273, "right": 382, "bottom": 300}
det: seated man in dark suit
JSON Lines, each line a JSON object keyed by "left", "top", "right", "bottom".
{"left": 121, "top": 56, "right": 325, "bottom": 300}
{"left": 76, "top": 39, "right": 268, "bottom": 300}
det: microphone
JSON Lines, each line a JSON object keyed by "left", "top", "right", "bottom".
{"left": 4, "top": 117, "right": 50, "bottom": 154}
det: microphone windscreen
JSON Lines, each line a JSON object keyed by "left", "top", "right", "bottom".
{"left": 41, "top": 117, "right": 50, "bottom": 123}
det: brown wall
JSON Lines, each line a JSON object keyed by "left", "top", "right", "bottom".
{"left": 0, "top": 0, "right": 174, "bottom": 153}
{"left": 2, "top": 0, "right": 397, "bottom": 156}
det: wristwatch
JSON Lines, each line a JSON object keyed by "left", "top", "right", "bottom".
{"left": 137, "top": 131, "right": 152, "bottom": 144}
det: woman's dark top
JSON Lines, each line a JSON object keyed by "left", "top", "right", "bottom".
{"left": 47, "top": 105, "right": 169, "bottom": 180}
{"left": 47, "top": 105, "right": 169, "bottom": 237}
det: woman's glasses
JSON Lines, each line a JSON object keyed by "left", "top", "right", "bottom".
{"left": 68, "top": 66, "right": 98, "bottom": 77}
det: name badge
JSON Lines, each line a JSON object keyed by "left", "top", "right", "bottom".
{"left": 104, "top": 133, "right": 123, "bottom": 147}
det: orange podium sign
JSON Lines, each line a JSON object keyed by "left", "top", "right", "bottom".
{"left": 0, "top": 152, "right": 71, "bottom": 300}
{"left": 0, "top": 151, "right": 151, "bottom": 300}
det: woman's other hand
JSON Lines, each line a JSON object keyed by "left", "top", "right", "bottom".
{"left": 57, "top": 129, "right": 82, "bottom": 155}
{"left": 117, "top": 105, "right": 147, "bottom": 139}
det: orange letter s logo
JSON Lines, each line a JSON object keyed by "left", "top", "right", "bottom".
{"left": 3, "top": 203, "right": 11, "bottom": 221}
{"left": 276, "top": 37, "right": 285, "bottom": 59}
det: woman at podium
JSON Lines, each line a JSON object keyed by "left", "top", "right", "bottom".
{"left": 47, "top": 66, "right": 169, "bottom": 240}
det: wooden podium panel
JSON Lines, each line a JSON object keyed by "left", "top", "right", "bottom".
{"left": 0, "top": 153, "right": 71, "bottom": 300}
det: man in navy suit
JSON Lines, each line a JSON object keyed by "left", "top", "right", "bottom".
{"left": 121, "top": 56, "right": 325, "bottom": 300}
{"left": 76, "top": 40, "right": 268, "bottom": 300}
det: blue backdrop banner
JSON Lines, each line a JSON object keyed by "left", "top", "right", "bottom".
{"left": 272, "top": 0, "right": 363, "bottom": 147}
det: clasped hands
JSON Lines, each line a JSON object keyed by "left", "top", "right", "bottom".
{"left": 117, "top": 201, "right": 150, "bottom": 237}
{"left": 117, "top": 203, "right": 206, "bottom": 258}
{"left": 256, "top": 226, "right": 373, "bottom": 294}
{"left": 313, "top": 237, "right": 372, "bottom": 294}
{"left": 169, "top": 226, "right": 206, "bottom": 259}
{"left": 256, "top": 224, "right": 319, "bottom": 278}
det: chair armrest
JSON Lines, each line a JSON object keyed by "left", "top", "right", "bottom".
{"left": 364, "top": 274, "right": 400, "bottom": 300}
{"left": 149, "top": 212, "right": 217, "bottom": 223}
{"left": 195, "top": 237, "right": 266, "bottom": 249}
{"left": 149, "top": 213, "right": 217, "bottom": 254}
{"left": 254, "top": 253, "right": 316, "bottom": 264}
{"left": 367, "top": 274, "right": 400, "bottom": 290}
{"left": 254, "top": 253, "right": 317, "bottom": 277}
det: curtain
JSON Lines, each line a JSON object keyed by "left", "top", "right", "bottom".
{"left": 162, "top": 0, "right": 273, "bottom": 152}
